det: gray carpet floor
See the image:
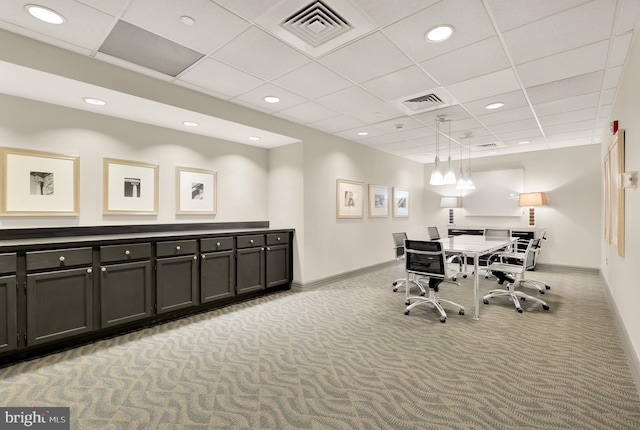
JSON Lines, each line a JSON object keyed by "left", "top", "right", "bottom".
{"left": 1, "top": 264, "right": 640, "bottom": 429}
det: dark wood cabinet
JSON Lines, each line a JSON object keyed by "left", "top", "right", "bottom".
{"left": 237, "top": 235, "right": 266, "bottom": 295}
{"left": 156, "top": 240, "right": 199, "bottom": 314}
{"left": 266, "top": 233, "right": 290, "bottom": 288}
{"left": 200, "top": 237, "right": 235, "bottom": 303}
{"left": 99, "top": 243, "right": 152, "bottom": 328}
{"left": 0, "top": 253, "right": 17, "bottom": 354}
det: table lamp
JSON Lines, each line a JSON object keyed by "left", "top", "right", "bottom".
{"left": 440, "top": 196, "right": 462, "bottom": 225}
{"left": 518, "top": 192, "right": 547, "bottom": 226}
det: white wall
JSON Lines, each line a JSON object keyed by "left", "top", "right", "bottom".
{"left": 605, "top": 28, "right": 640, "bottom": 375}
{"left": 423, "top": 145, "right": 602, "bottom": 269}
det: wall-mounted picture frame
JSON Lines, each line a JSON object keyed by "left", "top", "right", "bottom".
{"left": 176, "top": 166, "right": 217, "bottom": 215}
{"left": 103, "top": 157, "right": 158, "bottom": 214}
{"left": 393, "top": 187, "right": 409, "bottom": 218}
{"left": 368, "top": 184, "right": 389, "bottom": 218}
{"left": 604, "top": 129, "right": 625, "bottom": 256}
{"left": 336, "top": 179, "right": 364, "bottom": 219}
{"left": 0, "top": 147, "right": 79, "bottom": 216}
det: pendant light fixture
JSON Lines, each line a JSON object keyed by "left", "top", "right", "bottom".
{"left": 457, "top": 133, "right": 475, "bottom": 190}
{"left": 429, "top": 117, "right": 444, "bottom": 185}
{"left": 442, "top": 119, "right": 456, "bottom": 184}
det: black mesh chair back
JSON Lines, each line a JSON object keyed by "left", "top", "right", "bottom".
{"left": 427, "top": 226, "right": 441, "bottom": 240}
{"left": 405, "top": 240, "right": 446, "bottom": 289}
{"left": 392, "top": 232, "right": 408, "bottom": 259}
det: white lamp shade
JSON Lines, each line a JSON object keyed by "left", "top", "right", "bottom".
{"left": 518, "top": 192, "right": 548, "bottom": 207}
{"left": 440, "top": 196, "right": 462, "bottom": 208}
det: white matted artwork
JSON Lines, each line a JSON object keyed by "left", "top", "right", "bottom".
{"left": 368, "top": 184, "right": 389, "bottom": 218}
{"left": 463, "top": 168, "right": 523, "bottom": 216}
{"left": 393, "top": 187, "right": 409, "bottom": 217}
{"left": 103, "top": 157, "right": 158, "bottom": 214}
{"left": 336, "top": 179, "right": 363, "bottom": 219}
{"left": 176, "top": 167, "right": 217, "bottom": 215}
{"left": 0, "top": 147, "right": 79, "bottom": 216}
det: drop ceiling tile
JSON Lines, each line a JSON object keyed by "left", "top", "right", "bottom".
{"left": 411, "top": 105, "right": 472, "bottom": 125}
{"left": 231, "top": 83, "right": 307, "bottom": 113}
{"left": 382, "top": 0, "right": 496, "bottom": 63}
{"left": 599, "top": 88, "right": 616, "bottom": 105}
{"left": 77, "top": 0, "right": 130, "bottom": 16}
{"left": 503, "top": 0, "right": 614, "bottom": 65}
{"left": 490, "top": 118, "right": 540, "bottom": 134}
{"left": 177, "top": 58, "right": 265, "bottom": 99}
{"left": 213, "top": 0, "right": 282, "bottom": 21}
{"left": 497, "top": 128, "right": 545, "bottom": 143}
{"left": 361, "top": 66, "right": 438, "bottom": 102}
{"left": 446, "top": 68, "right": 521, "bottom": 103}
{"left": 508, "top": 143, "right": 552, "bottom": 153}
{"left": 307, "top": 115, "right": 367, "bottom": 133}
{"left": 369, "top": 116, "right": 425, "bottom": 134}
{"left": 315, "top": 86, "right": 401, "bottom": 123}
{"left": 617, "top": 0, "right": 640, "bottom": 34}
{"left": 357, "top": 134, "right": 409, "bottom": 147}
{"left": 476, "top": 106, "right": 535, "bottom": 126}
{"left": 547, "top": 136, "right": 593, "bottom": 147}
{"left": 539, "top": 108, "right": 597, "bottom": 127}
{"left": 533, "top": 93, "right": 600, "bottom": 117}
{"left": 122, "top": 0, "right": 250, "bottom": 54}
{"left": 420, "top": 37, "right": 510, "bottom": 86}
{"left": 609, "top": 33, "right": 634, "bottom": 67}
{"left": 543, "top": 120, "right": 594, "bottom": 135}
{"left": 274, "top": 101, "right": 340, "bottom": 124}
{"left": 525, "top": 71, "right": 604, "bottom": 105}
{"left": 603, "top": 66, "right": 623, "bottom": 89}
{"left": 351, "top": 0, "right": 437, "bottom": 27}
{"left": 318, "top": 32, "right": 412, "bottom": 83}
{"left": 212, "top": 27, "right": 310, "bottom": 80}
{"left": 486, "top": 0, "right": 589, "bottom": 32}
{"left": 463, "top": 90, "right": 530, "bottom": 117}
{"left": 516, "top": 40, "right": 609, "bottom": 88}
{"left": 272, "top": 62, "right": 352, "bottom": 100}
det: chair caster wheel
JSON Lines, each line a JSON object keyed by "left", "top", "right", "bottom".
{"left": 392, "top": 281, "right": 397, "bottom": 286}
{"left": 393, "top": 287, "right": 399, "bottom": 292}
{"left": 545, "top": 285, "right": 551, "bottom": 290}
{"left": 439, "top": 317, "right": 446, "bottom": 323}
{"left": 543, "top": 305, "right": 550, "bottom": 310}
{"left": 459, "top": 309, "right": 465, "bottom": 315}
{"left": 520, "top": 297, "right": 526, "bottom": 301}
{"left": 516, "top": 308, "right": 523, "bottom": 313}
{"left": 483, "top": 299, "right": 489, "bottom": 304}
{"left": 452, "top": 277, "right": 457, "bottom": 281}
{"left": 420, "top": 291, "right": 426, "bottom": 296}
{"left": 463, "top": 274, "right": 468, "bottom": 278}
{"left": 539, "top": 290, "right": 544, "bottom": 294}
{"left": 404, "top": 310, "right": 410, "bottom": 315}
{"left": 405, "top": 300, "right": 410, "bottom": 306}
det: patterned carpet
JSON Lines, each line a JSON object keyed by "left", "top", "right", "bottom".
{"left": 1, "top": 264, "right": 640, "bottom": 429}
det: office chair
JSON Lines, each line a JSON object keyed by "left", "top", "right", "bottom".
{"left": 427, "top": 226, "right": 467, "bottom": 281}
{"left": 391, "top": 232, "right": 426, "bottom": 295}
{"left": 403, "top": 240, "right": 465, "bottom": 323}
{"left": 487, "top": 232, "right": 551, "bottom": 294}
{"left": 483, "top": 239, "right": 550, "bottom": 313}
{"left": 479, "top": 228, "right": 512, "bottom": 279}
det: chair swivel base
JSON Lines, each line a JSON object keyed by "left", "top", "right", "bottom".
{"left": 517, "top": 278, "right": 551, "bottom": 294}
{"left": 393, "top": 277, "right": 426, "bottom": 295}
{"left": 482, "top": 283, "right": 550, "bottom": 313}
{"left": 404, "top": 290, "right": 465, "bottom": 323}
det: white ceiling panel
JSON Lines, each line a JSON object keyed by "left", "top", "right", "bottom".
{"left": 476, "top": 106, "right": 536, "bottom": 126}
{"left": 533, "top": 92, "right": 600, "bottom": 117}
{"left": 177, "top": 58, "right": 265, "bottom": 99}
{"left": 307, "top": 115, "right": 366, "bottom": 134}
{"left": 526, "top": 72, "right": 604, "bottom": 105}
{"left": 539, "top": 108, "right": 598, "bottom": 127}
{"left": 272, "top": 62, "right": 352, "bottom": 100}
{"left": 231, "top": 82, "right": 307, "bottom": 113}
{"left": 361, "top": 66, "right": 438, "bottom": 102}
{"left": 274, "top": 101, "right": 340, "bottom": 124}
{"left": 315, "top": 86, "right": 400, "bottom": 122}
{"left": 609, "top": 32, "right": 635, "bottom": 67}
{"left": 446, "top": 69, "right": 521, "bottom": 104}
{"left": 486, "top": 0, "right": 590, "bottom": 32}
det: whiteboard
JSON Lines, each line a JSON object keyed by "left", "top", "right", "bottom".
{"left": 463, "top": 169, "right": 523, "bottom": 216}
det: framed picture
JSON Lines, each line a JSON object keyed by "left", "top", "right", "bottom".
{"left": 0, "top": 147, "right": 79, "bottom": 216}
{"left": 176, "top": 166, "right": 217, "bottom": 215}
{"left": 368, "top": 184, "right": 389, "bottom": 218}
{"left": 393, "top": 187, "right": 409, "bottom": 217}
{"left": 336, "top": 179, "right": 363, "bottom": 219}
{"left": 103, "top": 157, "right": 158, "bottom": 214}
{"left": 604, "top": 129, "right": 624, "bottom": 256}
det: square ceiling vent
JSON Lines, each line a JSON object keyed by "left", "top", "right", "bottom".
{"left": 255, "top": 0, "right": 376, "bottom": 57}
{"left": 394, "top": 87, "right": 458, "bottom": 116}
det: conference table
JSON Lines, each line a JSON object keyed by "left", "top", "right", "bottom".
{"left": 438, "top": 234, "right": 518, "bottom": 320}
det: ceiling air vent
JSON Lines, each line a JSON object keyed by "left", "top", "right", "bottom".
{"left": 395, "top": 87, "right": 456, "bottom": 115}
{"left": 281, "top": 1, "right": 351, "bottom": 47}
{"left": 475, "top": 143, "right": 498, "bottom": 148}
{"left": 403, "top": 93, "right": 445, "bottom": 111}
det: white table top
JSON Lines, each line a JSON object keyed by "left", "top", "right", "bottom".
{"left": 437, "top": 234, "right": 517, "bottom": 254}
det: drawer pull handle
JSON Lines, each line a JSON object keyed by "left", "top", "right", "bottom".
{"left": 176, "top": 245, "right": 181, "bottom": 251}
{"left": 201, "top": 254, "right": 206, "bottom": 259}
{"left": 193, "top": 255, "right": 198, "bottom": 260}
{"left": 277, "top": 237, "right": 281, "bottom": 241}
{"left": 217, "top": 242, "right": 221, "bottom": 247}
{"left": 267, "top": 247, "right": 271, "bottom": 251}
{"left": 59, "top": 256, "right": 65, "bottom": 262}
{"left": 101, "top": 267, "right": 107, "bottom": 272}
{"left": 125, "top": 250, "right": 130, "bottom": 255}
{"left": 250, "top": 239, "right": 254, "bottom": 244}
{"left": 87, "top": 268, "right": 92, "bottom": 274}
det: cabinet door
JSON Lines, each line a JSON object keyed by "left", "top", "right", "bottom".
{"left": 26, "top": 267, "right": 93, "bottom": 346}
{"left": 201, "top": 250, "right": 235, "bottom": 303}
{"left": 0, "top": 275, "right": 17, "bottom": 353}
{"left": 236, "top": 247, "right": 265, "bottom": 294}
{"left": 100, "top": 261, "right": 152, "bottom": 328}
{"left": 266, "top": 244, "right": 289, "bottom": 288}
{"left": 156, "top": 255, "right": 199, "bottom": 314}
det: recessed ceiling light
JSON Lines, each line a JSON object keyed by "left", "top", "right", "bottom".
{"left": 248, "top": 136, "right": 261, "bottom": 141}
{"left": 82, "top": 97, "right": 106, "bottom": 106}
{"left": 519, "top": 140, "right": 530, "bottom": 145}
{"left": 426, "top": 25, "right": 454, "bottom": 43}
{"left": 25, "top": 5, "right": 65, "bottom": 24}
{"left": 357, "top": 131, "right": 368, "bottom": 136}
{"left": 180, "top": 16, "right": 195, "bottom": 26}
{"left": 485, "top": 102, "right": 505, "bottom": 110}
{"left": 182, "top": 121, "right": 199, "bottom": 127}
{"left": 264, "top": 96, "right": 280, "bottom": 104}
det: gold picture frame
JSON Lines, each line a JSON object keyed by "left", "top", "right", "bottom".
{"left": 0, "top": 147, "right": 79, "bottom": 216}
{"left": 336, "top": 179, "right": 364, "bottom": 219}
{"left": 103, "top": 157, "right": 158, "bottom": 214}
{"left": 176, "top": 166, "right": 217, "bottom": 215}
{"left": 604, "top": 129, "right": 624, "bottom": 256}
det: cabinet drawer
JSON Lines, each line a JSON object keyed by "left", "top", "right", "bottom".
{"left": 156, "top": 239, "right": 198, "bottom": 257}
{"left": 201, "top": 237, "right": 234, "bottom": 252}
{"left": 266, "top": 233, "right": 289, "bottom": 246}
{"left": 100, "top": 243, "right": 151, "bottom": 263}
{"left": 0, "top": 253, "right": 16, "bottom": 274}
{"left": 26, "top": 247, "right": 92, "bottom": 271}
{"left": 237, "top": 235, "right": 265, "bottom": 249}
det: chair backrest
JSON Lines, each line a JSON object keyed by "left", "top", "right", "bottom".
{"left": 525, "top": 237, "right": 542, "bottom": 268}
{"left": 404, "top": 240, "right": 446, "bottom": 279}
{"left": 392, "top": 232, "right": 408, "bottom": 259}
{"left": 427, "top": 226, "right": 440, "bottom": 240}
{"left": 484, "top": 228, "right": 511, "bottom": 238}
